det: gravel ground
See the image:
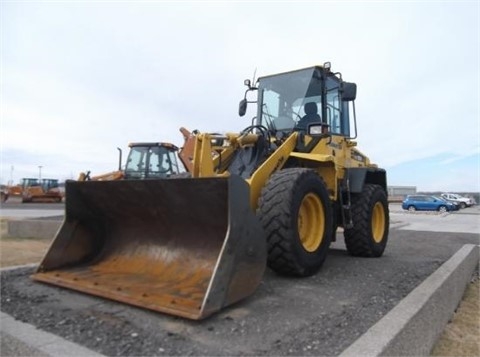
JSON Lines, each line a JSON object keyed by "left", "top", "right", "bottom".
{"left": 1, "top": 219, "right": 478, "bottom": 356}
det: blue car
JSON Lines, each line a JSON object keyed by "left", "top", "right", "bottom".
{"left": 402, "top": 195, "right": 457, "bottom": 212}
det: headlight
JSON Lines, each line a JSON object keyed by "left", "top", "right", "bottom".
{"left": 308, "top": 124, "right": 323, "bottom": 135}
{"left": 307, "top": 123, "right": 329, "bottom": 135}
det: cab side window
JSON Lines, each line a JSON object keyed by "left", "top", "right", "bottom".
{"left": 325, "top": 77, "right": 350, "bottom": 136}
{"left": 326, "top": 89, "right": 341, "bottom": 134}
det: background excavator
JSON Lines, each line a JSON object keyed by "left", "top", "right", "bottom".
{"left": 32, "top": 63, "right": 389, "bottom": 320}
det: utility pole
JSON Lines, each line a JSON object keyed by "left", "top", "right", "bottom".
{"left": 38, "top": 165, "right": 43, "bottom": 180}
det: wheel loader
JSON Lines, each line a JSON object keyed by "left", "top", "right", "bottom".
{"left": 32, "top": 63, "right": 389, "bottom": 320}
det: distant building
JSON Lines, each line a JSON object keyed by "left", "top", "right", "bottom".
{"left": 387, "top": 186, "right": 417, "bottom": 202}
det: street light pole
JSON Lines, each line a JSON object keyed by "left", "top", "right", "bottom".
{"left": 38, "top": 166, "right": 43, "bottom": 180}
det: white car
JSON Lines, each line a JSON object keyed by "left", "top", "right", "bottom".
{"left": 440, "top": 193, "right": 473, "bottom": 209}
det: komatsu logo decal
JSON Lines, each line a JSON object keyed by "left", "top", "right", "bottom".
{"left": 351, "top": 152, "right": 365, "bottom": 162}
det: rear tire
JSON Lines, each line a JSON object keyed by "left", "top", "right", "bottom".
{"left": 257, "top": 168, "right": 333, "bottom": 276}
{"left": 344, "top": 184, "right": 389, "bottom": 257}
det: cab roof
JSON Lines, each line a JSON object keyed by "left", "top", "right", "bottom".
{"left": 128, "top": 142, "right": 179, "bottom": 150}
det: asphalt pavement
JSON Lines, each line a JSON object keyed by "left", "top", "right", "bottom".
{"left": 0, "top": 199, "right": 64, "bottom": 219}
{"left": 0, "top": 203, "right": 479, "bottom": 356}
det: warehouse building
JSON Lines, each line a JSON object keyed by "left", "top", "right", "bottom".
{"left": 387, "top": 186, "right": 417, "bottom": 202}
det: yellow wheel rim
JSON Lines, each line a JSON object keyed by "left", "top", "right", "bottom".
{"left": 298, "top": 193, "right": 325, "bottom": 252}
{"left": 371, "top": 202, "right": 386, "bottom": 243}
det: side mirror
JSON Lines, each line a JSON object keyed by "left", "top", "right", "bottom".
{"left": 239, "top": 98, "right": 247, "bottom": 117}
{"left": 342, "top": 82, "right": 357, "bottom": 101}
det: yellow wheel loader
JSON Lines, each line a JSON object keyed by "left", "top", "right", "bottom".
{"left": 32, "top": 63, "right": 389, "bottom": 320}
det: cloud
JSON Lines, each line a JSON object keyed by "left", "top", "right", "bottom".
{"left": 1, "top": 1, "right": 479, "bottom": 192}
{"left": 439, "top": 147, "right": 480, "bottom": 165}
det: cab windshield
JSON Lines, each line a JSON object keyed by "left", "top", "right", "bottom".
{"left": 21, "top": 178, "right": 40, "bottom": 188}
{"left": 257, "top": 68, "right": 323, "bottom": 132}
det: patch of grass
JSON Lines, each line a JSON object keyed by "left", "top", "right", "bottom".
{"left": 0, "top": 236, "right": 52, "bottom": 268}
{"left": 431, "top": 277, "right": 480, "bottom": 356}
{"left": 0, "top": 219, "right": 7, "bottom": 237}
{"left": 0, "top": 218, "right": 52, "bottom": 267}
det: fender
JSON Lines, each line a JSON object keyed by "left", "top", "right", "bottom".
{"left": 346, "top": 167, "right": 387, "bottom": 193}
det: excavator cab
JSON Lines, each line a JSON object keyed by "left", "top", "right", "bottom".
{"left": 124, "top": 142, "right": 183, "bottom": 179}
{"left": 79, "top": 142, "right": 185, "bottom": 181}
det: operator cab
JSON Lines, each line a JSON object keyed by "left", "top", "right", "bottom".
{"left": 41, "top": 179, "right": 59, "bottom": 191}
{"left": 247, "top": 64, "right": 357, "bottom": 138}
{"left": 124, "top": 143, "right": 182, "bottom": 179}
{"left": 21, "top": 178, "right": 40, "bottom": 188}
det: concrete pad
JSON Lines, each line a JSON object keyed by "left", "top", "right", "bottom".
{"left": 391, "top": 212, "right": 480, "bottom": 234}
{"left": 1, "top": 331, "right": 49, "bottom": 357}
{"left": 340, "top": 244, "right": 479, "bottom": 357}
{"left": 0, "top": 209, "right": 64, "bottom": 219}
{"left": 6, "top": 220, "right": 62, "bottom": 239}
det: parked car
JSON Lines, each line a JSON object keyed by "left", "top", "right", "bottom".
{"left": 402, "top": 195, "right": 457, "bottom": 212}
{"left": 440, "top": 193, "right": 473, "bottom": 209}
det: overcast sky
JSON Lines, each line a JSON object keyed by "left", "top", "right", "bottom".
{"left": 1, "top": 1, "right": 479, "bottom": 192}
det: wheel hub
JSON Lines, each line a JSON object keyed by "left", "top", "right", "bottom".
{"left": 371, "top": 202, "right": 385, "bottom": 243}
{"left": 298, "top": 193, "right": 325, "bottom": 252}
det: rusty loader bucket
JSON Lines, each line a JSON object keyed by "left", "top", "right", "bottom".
{"left": 31, "top": 175, "right": 266, "bottom": 320}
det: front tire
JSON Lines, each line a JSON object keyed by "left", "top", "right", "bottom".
{"left": 344, "top": 184, "right": 389, "bottom": 257}
{"left": 257, "top": 168, "right": 333, "bottom": 277}
{"left": 438, "top": 205, "right": 448, "bottom": 213}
